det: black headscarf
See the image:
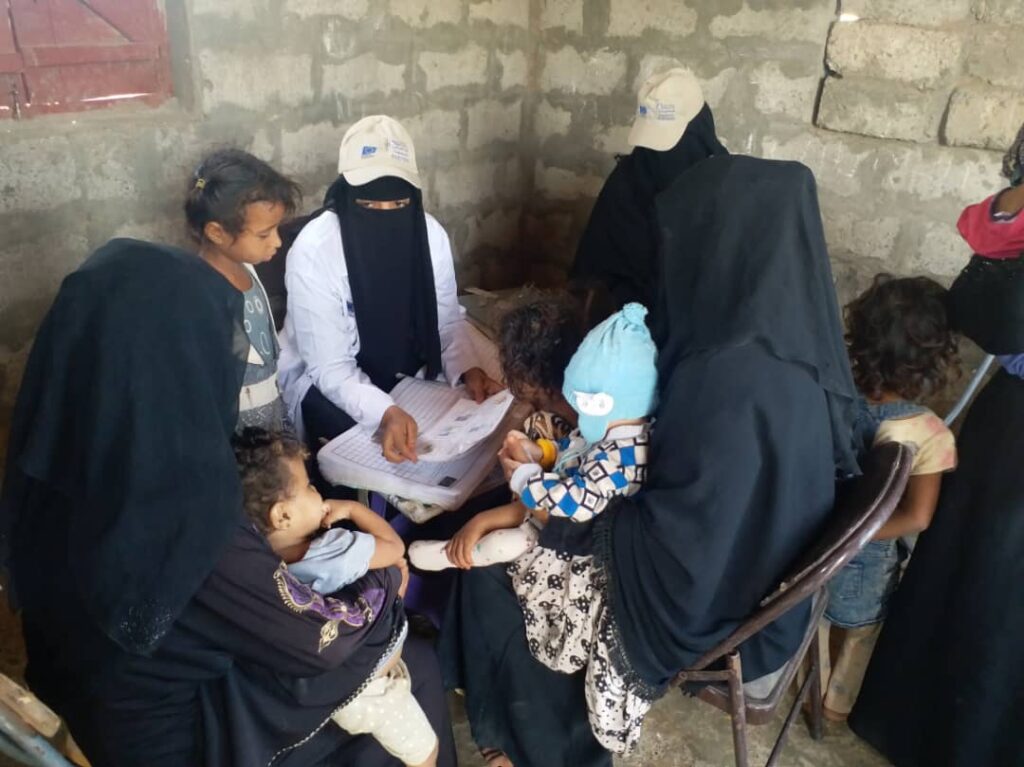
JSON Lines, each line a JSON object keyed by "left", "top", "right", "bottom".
{"left": 570, "top": 103, "right": 728, "bottom": 311}
{"left": 650, "top": 157, "right": 859, "bottom": 473}
{"left": 0, "top": 239, "right": 248, "bottom": 653}
{"left": 325, "top": 175, "right": 442, "bottom": 390}
{"left": 589, "top": 156, "right": 859, "bottom": 694}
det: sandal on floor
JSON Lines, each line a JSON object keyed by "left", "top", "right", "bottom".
{"left": 480, "top": 746, "right": 513, "bottom": 767}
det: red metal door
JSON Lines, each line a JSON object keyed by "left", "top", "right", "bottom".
{"left": 2, "top": 0, "right": 171, "bottom": 118}
{"left": 0, "top": 3, "right": 22, "bottom": 118}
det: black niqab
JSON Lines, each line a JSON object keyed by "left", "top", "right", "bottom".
{"left": 0, "top": 239, "right": 248, "bottom": 653}
{"left": 592, "top": 156, "right": 859, "bottom": 693}
{"left": 570, "top": 103, "right": 728, "bottom": 310}
{"left": 325, "top": 175, "right": 442, "bottom": 390}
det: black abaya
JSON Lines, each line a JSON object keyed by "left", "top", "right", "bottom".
{"left": 441, "top": 157, "right": 858, "bottom": 765}
{"left": 1, "top": 239, "right": 249, "bottom": 653}
{"left": 849, "top": 253, "right": 1024, "bottom": 767}
{"left": 849, "top": 375, "right": 1024, "bottom": 767}
{"left": 441, "top": 565, "right": 612, "bottom": 767}
{"left": 21, "top": 523, "right": 458, "bottom": 767}
{"left": 570, "top": 103, "right": 727, "bottom": 314}
{"left": 603, "top": 156, "right": 858, "bottom": 696}
{"left": 2, "top": 240, "right": 456, "bottom": 766}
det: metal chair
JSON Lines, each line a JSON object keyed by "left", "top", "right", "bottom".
{"left": 0, "top": 674, "right": 75, "bottom": 766}
{"left": 671, "top": 441, "right": 913, "bottom": 767}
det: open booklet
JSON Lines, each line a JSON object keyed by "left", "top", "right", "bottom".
{"left": 317, "top": 377, "right": 518, "bottom": 510}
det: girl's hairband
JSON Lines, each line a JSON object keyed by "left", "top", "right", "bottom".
{"left": 194, "top": 177, "right": 207, "bottom": 190}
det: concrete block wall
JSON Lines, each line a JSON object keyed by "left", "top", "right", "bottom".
{"left": 523, "top": 0, "right": 1012, "bottom": 305}
{"left": 2, "top": 0, "right": 1019, "bottom": 443}
{"left": 0, "top": 0, "right": 530, "bottom": 449}
{"left": 821, "top": 0, "right": 1024, "bottom": 152}
{"left": 182, "top": 0, "right": 530, "bottom": 290}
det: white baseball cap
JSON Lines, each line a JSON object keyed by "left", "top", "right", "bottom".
{"left": 627, "top": 68, "right": 705, "bottom": 151}
{"left": 337, "top": 115, "right": 421, "bottom": 189}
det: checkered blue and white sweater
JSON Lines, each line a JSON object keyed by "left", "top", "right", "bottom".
{"left": 508, "top": 421, "right": 651, "bottom": 523}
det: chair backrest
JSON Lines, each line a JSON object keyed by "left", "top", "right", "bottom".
{"left": 683, "top": 441, "right": 913, "bottom": 673}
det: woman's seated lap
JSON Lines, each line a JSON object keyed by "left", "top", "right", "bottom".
{"left": 409, "top": 304, "right": 656, "bottom": 573}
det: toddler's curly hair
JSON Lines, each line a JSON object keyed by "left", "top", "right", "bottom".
{"left": 232, "top": 428, "right": 307, "bottom": 533}
{"left": 499, "top": 294, "right": 584, "bottom": 400}
{"left": 845, "top": 274, "right": 959, "bottom": 402}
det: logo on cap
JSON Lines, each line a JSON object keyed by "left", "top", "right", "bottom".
{"left": 388, "top": 139, "right": 410, "bottom": 164}
{"left": 654, "top": 101, "right": 676, "bottom": 121}
{"left": 361, "top": 145, "right": 377, "bottom": 158}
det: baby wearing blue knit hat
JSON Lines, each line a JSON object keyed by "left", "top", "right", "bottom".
{"left": 561, "top": 301, "right": 658, "bottom": 443}
{"left": 409, "top": 303, "right": 656, "bottom": 572}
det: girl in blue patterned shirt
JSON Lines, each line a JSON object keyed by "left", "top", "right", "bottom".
{"left": 185, "top": 148, "right": 300, "bottom": 431}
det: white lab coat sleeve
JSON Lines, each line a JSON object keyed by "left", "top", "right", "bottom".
{"left": 284, "top": 229, "right": 394, "bottom": 429}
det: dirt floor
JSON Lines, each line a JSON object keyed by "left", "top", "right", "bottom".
{"left": 0, "top": 602, "right": 892, "bottom": 767}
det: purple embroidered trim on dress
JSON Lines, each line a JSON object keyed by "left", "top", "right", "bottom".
{"left": 273, "top": 563, "right": 385, "bottom": 626}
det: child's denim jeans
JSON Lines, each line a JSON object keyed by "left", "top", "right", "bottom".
{"left": 826, "top": 398, "right": 921, "bottom": 628}
{"left": 825, "top": 538, "right": 909, "bottom": 628}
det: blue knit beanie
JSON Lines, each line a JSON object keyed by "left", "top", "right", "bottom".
{"left": 562, "top": 303, "right": 658, "bottom": 443}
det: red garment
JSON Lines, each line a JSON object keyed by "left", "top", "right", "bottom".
{"left": 957, "top": 190, "right": 1024, "bottom": 259}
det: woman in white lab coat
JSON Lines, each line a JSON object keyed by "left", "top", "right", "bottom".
{"left": 278, "top": 115, "right": 500, "bottom": 463}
